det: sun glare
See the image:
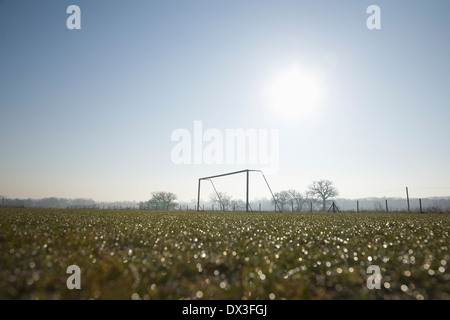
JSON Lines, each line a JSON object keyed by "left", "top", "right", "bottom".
{"left": 267, "top": 64, "right": 322, "bottom": 119}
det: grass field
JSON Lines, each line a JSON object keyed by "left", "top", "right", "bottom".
{"left": 0, "top": 208, "right": 448, "bottom": 300}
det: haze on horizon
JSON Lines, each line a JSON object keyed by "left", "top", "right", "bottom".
{"left": 1, "top": 0, "right": 450, "bottom": 203}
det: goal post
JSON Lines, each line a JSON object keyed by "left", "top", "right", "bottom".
{"left": 196, "top": 169, "right": 281, "bottom": 212}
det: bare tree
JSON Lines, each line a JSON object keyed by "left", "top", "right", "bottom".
{"left": 307, "top": 180, "right": 339, "bottom": 211}
{"left": 288, "top": 190, "right": 308, "bottom": 212}
{"left": 273, "top": 191, "right": 291, "bottom": 212}
{"left": 210, "top": 192, "right": 233, "bottom": 211}
{"left": 141, "top": 191, "right": 178, "bottom": 210}
{"left": 231, "top": 199, "right": 246, "bottom": 211}
{"left": 138, "top": 201, "right": 148, "bottom": 210}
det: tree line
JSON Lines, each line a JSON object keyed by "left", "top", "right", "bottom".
{"left": 138, "top": 179, "right": 339, "bottom": 212}
{"left": 0, "top": 180, "right": 337, "bottom": 211}
{"left": 4, "top": 180, "right": 449, "bottom": 212}
{"left": 274, "top": 179, "right": 339, "bottom": 212}
{"left": 0, "top": 196, "right": 138, "bottom": 209}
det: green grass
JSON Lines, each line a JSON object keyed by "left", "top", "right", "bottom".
{"left": 0, "top": 208, "right": 448, "bottom": 300}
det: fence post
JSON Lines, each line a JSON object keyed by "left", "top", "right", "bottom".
{"left": 385, "top": 199, "right": 389, "bottom": 213}
{"left": 357, "top": 200, "right": 359, "bottom": 213}
{"left": 406, "top": 187, "right": 410, "bottom": 212}
{"left": 310, "top": 202, "right": 313, "bottom": 213}
{"left": 419, "top": 199, "right": 423, "bottom": 213}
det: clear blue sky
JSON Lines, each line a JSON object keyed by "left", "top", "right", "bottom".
{"left": 1, "top": 0, "right": 450, "bottom": 202}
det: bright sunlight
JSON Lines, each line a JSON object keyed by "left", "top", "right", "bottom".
{"left": 267, "top": 64, "right": 323, "bottom": 119}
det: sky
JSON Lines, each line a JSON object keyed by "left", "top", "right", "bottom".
{"left": 1, "top": 0, "right": 450, "bottom": 203}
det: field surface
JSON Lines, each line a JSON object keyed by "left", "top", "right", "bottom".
{"left": 0, "top": 208, "right": 448, "bottom": 300}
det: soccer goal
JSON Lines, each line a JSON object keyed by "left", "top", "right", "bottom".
{"left": 196, "top": 169, "right": 281, "bottom": 212}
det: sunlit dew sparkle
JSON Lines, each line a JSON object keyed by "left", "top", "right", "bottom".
{"left": 131, "top": 293, "right": 140, "bottom": 300}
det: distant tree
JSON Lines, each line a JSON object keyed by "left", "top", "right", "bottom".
{"left": 374, "top": 201, "right": 384, "bottom": 212}
{"left": 273, "top": 191, "right": 291, "bottom": 212}
{"left": 138, "top": 201, "right": 148, "bottom": 210}
{"left": 288, "top": 190, "right": 308, "bottom": 212}
{"left": 141, "top": 191, "right": 178, "bottom": 210}
{"left": 231, "top": 199, "right": 246, "bottom": 211}
{"left": 210, "top": 192, "right": 233, "bottom": 211}
{"left": 307, "top": 180, "right": 339, "bottom": 211}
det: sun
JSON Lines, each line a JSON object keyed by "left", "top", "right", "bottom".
{"left": 267, "top": 64, "right": 322, "bottom": 119}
